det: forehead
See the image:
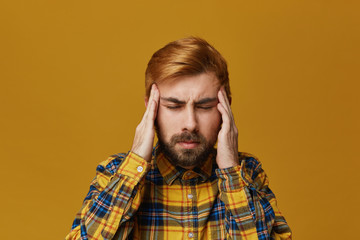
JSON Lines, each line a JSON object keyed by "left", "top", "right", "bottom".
{"left": 158, "top": 72, "right": 221, "bottom": 100}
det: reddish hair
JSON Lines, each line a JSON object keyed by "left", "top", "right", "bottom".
{"left": 145, "top": 37, "right": 230, "bottom": 98}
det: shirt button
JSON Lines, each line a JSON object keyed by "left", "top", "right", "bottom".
{"left": 188, "top": 232, "right": 194, "bottom": 238}
{"left": 187, "top": 194, "right": 193, "bottom": 199}
{"left": 137, "top": 166, "right": 143, "bottom": 172}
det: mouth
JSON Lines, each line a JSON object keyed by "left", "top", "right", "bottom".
{"left": 177, "top": 141, "right": 200, "bottom": 149}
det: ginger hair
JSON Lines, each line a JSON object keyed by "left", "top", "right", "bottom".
{"left": 145, "top": 37, "right": 230, "bottom": 98}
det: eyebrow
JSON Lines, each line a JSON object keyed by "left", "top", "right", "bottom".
{"left": 160, "top": 97, "right": 217, "bottom": 105}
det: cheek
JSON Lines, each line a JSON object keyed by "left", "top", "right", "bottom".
{"left": 156, "top": 107, "right": 179, "bottom": 137}
{"left": 157, "top": 107, "right": 174, "bottom": 124}
{"left": 156, "top": 108, "right": 168, "bottom": 130}
{"left": 209, "top": 109, "right": 222, "bottom": 125}
{"left": 199, "top": 111, "right": 222, "bottom": 133}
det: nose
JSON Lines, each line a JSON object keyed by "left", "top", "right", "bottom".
{"left": 182, "top": 106, "right": 198, "bottom": 132}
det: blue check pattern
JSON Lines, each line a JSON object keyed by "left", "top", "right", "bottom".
{"left": 66, "top": 146, "right": 292, "bottom": 240}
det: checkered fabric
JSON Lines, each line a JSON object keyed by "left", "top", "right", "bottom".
{"left": 66, "top": 145, "right": 291, "bottom": 240}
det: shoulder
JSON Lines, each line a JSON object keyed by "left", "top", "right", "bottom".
{"left": 238, "top": 152, "right": 269, "bottom": 189}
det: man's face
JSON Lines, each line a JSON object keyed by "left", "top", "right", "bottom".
{"left": 155, "top": 72, "right": 222, "bottom": 168}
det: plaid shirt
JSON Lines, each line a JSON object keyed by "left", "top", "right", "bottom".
{"left": 66, "top": 145, "right": 291, "bottom": 240}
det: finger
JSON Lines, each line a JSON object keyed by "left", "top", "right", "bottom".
{"left": 152, "top": 84, "right": 160, "bottom": 104}
{"left": 218, "top": 89, "right": 230, "bottom": 115}
{"left": 153, "top": 85, "right": 159, "bottom": 118}
{"left": 143, "top": 84, "right": 157, "bottom": 119}
{"left": 217, "top": 103, "right": 231, "bottom": 131}
{"left": 141, "top": 86, "right": 159, "bottom": 129}
{"left": 220, "top": 89, "right": 234, "bottom": 122}
{"left": 148, "top": 85, "right": 159, "bottom": 121}
{"left": 220, "top": 87, "right": 231, "bottom": 107}
{"left": 218, "top": 88, "right": 236, "bottom": 122}
{"left": 148, "top": 87, "right": 159, "bottom": 122}
{"left": 218, "top": 88, "right": 230, "bottom": 108}
{"left": 147, "top": 84, "right": 156, "bottom": 109}
{"left": 148, "top": 97, "right": 159, "bottom": 123}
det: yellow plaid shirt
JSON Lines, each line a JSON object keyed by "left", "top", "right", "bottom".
{"left": 66, "top": 145, "right": 291, "bottom": 239}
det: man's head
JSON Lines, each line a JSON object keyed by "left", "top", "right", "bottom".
{"left": 145, "top": 37, "right": 231, "bottom": 168}
{"left": 145, "top": 37, "right": 230, "bottom": 99}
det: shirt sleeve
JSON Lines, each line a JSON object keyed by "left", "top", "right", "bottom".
{"left": 65, "top": 152, "right": 150, "bottom": 240}
{"left": 216, "top": 154, "right": 292, "bottom": 240}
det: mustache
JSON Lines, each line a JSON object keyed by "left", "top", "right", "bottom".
{"left": 171, "top": 132, "right": 203, "bottom": 143}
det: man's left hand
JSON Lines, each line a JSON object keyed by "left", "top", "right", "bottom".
{"left": 216, "top": 87, "right": 239, "bottom": 169}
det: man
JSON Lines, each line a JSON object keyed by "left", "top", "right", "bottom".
{"left": 66, "top": 37, "right": 292, "bottom": 240}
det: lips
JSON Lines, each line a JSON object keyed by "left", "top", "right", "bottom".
{"left": 178, "top": 141, "right": 200, "bottom": 149}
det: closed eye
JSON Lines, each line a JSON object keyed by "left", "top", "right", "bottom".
{"left": 166, "top": 105, "right": 181, "bottom": 109}
{"left": 197, "top": 106, "right": 213, "bottom": 110}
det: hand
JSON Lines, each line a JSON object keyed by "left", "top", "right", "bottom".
{"left": 216, "top": 87, "right": 239, "bottom": 169}
{"left": 131, "top": 84, "right": 159, "bottom": 162}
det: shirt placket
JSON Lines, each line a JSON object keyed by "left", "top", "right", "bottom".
{"left": 183, "top": 172, "right": 197, "bottom": 240}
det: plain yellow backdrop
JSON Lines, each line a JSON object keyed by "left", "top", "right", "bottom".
{"left": 1, "top": 1, "right": 359, "bottom": 239}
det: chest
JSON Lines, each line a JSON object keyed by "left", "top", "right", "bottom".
{"left": 133, "top": 179, "right": 227, "bottom": 239}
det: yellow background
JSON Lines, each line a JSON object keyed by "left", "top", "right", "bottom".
{"left": 1, "top": 1, "right": 359, "bottom": 239}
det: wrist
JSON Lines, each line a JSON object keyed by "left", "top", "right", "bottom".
{"left": 117, "top": 151, "right": 151, "bottom": 181}
{"left": 216, "top": 165, "right": 246, "bottom": 191}
{"left": 216, "top": 153, "right": 239, "bottom": 169}
{"left": 217, "top": 161, "right": 239, "bottom": 169}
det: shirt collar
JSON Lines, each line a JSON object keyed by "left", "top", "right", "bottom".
{"left": 154, "top": 143, "right": 214, "bottom": 185}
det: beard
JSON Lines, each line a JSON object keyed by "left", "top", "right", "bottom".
{"left": 156, "top": 126, "right": 216, "bottom": 168}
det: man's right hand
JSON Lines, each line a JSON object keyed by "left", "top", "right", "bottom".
{"left": 131, "top": 84, "right": 159, "bottom": 162}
